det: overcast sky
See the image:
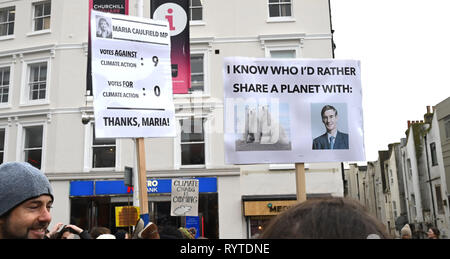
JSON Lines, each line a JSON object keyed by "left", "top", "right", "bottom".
{"left": 330, "top": 0, "right": 450, "bottom": 161}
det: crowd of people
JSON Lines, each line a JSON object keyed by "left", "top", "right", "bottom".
{"left": 0, "top": 162, "right": 444, "bottom": 239}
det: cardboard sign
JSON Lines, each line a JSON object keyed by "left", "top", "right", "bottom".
{"left": 90, "top": 10, "right": 175, "bottom": 138}
{"left": 115, "top": 206, "right": 140, "bottom": 227}
{"left": 170, "top": 179, "right": 199, "bottom": 216}
{"left": 224, "top": 57, "right": 365, "bottom": 163}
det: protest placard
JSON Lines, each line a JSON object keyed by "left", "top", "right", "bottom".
{"left": 224, "top": 57, "right": 365, "bottom": 163}
{"left": 90, "top": 10, "right": 175, "bottom": 138}
{"left": 170, "top": 179, "right": 199, "bottom": 217}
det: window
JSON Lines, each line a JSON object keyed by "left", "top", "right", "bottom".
{"left": 0, "top": 128, "right": 5, "bottom": 164}
{"left": 410, "top": 194, "right": 417, "bottom": 218}
{"left": 446, "top": 119, "right": 450, "bottom": 139}
{"left": 23, "top": 125, "right": 43, "bottom": 169}
{"left": 268, "top": 0, "right": 292, "bottom": 18}
{"left": 190, "top": 54, "right": 204, "bottom": 92}
{"left": 92, "top": 129, "right": 116, "bottom": 168}
{"left": 392, "top": 201, "right": 397, "bottom": 219}
{"left": 28, "top": 62, "right": 47, "bottom": 100}
{"left": 270, "top": 49, "right": 296, "bottom": 58}
{"left": 430, "top": 142, "right": 438, "bottom": 166}
{"left": 33, "top": 1, "right": 51, "bottom": 31}
{"left": 435, "top": 185, "right": 444, "bottom": 214}
{"left": 407, "top": 159, "right": 412, "bottom": 178}
{"left": 0, "top": 67, "right": 10, "bottom": 103}
{"left": 180, "top": 117, "right": 205, "bottom": 166}
{"left": 0, "top": 7, "right": 15, "bottom": 36}
{"left": 189, "top": 0, "right": 203, "bottom": 21}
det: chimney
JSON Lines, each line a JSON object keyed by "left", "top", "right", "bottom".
{"left": 427, "top": 106, "right": 430, "bottom": 114}
{"left": 432, "top": 106, "right": 436, "bottom": 113}
{"left": 408, "top": 120, "right": 411, "bottom": 128}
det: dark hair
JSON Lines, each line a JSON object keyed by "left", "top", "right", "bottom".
{"left": 89, "top": 226, "right": 111, "bottom": 239}
{"left": 321, "top": 105, "right": 337, "bottom": 117}
{"left": 114, "top": 229, "right": 128, "bottom": 239}
{"left": 260, "top": 197, "right": 390, "bottom": 239}
{"left": 55, "top": 226, "right": 78, "bottom": 239}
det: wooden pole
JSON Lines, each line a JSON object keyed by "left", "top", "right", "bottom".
{"left": 295, "top": 163, "right": 307, "bottom": 202}
{"left": 136, "top": 137, "right": 149, "bottom": 225}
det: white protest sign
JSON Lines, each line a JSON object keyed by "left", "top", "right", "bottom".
{"left": 170, "top": 179, "right": 199, "bottom": 217}
{"left": 90, "top": 10, "right": 175, "bottom": 138}
{"left": 224, "top": 57, "right": 365, "bottom": 164}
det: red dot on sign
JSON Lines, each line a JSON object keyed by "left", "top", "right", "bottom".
{"left": 168, "top": 8, "right": 173, "bottom": 14}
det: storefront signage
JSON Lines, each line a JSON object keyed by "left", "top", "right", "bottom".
{"left": 69, "top": 177, "right": 217, "bottom": 196}
{"left": 243, "top": 200, "right": 298, "bottom": 216}
{"left": 151, "top": 0, "right": 191, "bottom": 94}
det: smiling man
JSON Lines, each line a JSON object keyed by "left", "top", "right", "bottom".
{"left": 0, "top": 162, "right": 54, "bottom": 239}
{"left": 312, "top": 105, "right": 349, "bottom": 150}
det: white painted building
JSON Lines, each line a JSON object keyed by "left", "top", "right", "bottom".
{"left": 0, "top": 0, "right": 342, "bottom": 238}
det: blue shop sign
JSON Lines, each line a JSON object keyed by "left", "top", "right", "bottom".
{"left": 70, "top": 177, "right": 217, "bottom": 196}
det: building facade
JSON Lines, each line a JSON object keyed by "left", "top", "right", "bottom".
{"left": 0, "top": 0, "right": 342, "bottom": 238}
{"left": 345, "top": 104, "right": 450, "bottom": 238}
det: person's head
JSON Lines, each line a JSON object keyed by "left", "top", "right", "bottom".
{"left": 114, "top": 229, "right": 129, "bottom": 239}
{"left": 98, "top": 18, "right": 109, "bottom": 32}
{"left": 0, "top": 162, "right": 54, "bottom": 239}
{"left": 400, "top": 224, "right": 412, "bottom": 239}
{"left": 96, "top": 234, "right": 116, "bottom": 239}
{"left": 260, "top": 197, "right": 390, "bottom": 239}
{"left": 321, "top": 105, "right": 338, "bottom": 134}
{"left": 89, "top": 226, "right": 111, "bottom": 239}
{"left": 56, "top": 226, "right": 78, "bottom": 239}
{"left": 427, "top": 227, "right": 440, "bottom": 239}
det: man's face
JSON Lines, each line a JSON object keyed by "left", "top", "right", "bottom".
{"left": 322, "top": 109, "right": 338, "bottom": 133}
{"left": 0, "top": 195, "right": 53, "bottom": 239}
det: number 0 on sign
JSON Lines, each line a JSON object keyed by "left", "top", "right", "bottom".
{"left": 90, "top": 10, "right": 175, "bottom": 138}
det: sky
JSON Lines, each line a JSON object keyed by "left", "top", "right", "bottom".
{"left": 330, "top": 0, "right": 450, "bottom": 162}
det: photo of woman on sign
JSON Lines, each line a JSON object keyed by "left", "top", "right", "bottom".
{"left": 96, "top": 16, "right": 112, "bottom": 38}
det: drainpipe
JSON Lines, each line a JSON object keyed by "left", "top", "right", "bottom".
{"left": 327, "top": 0, "right": 336, "bottom": 58}
{"left": 424, "top": 134, "right": 438, "bottom": 227}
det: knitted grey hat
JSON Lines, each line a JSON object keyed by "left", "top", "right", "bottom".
{"left": 0, "top": 162, "right": 53, "bottom": 217}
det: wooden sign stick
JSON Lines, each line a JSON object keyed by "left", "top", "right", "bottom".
{"left": 136, "top": 137, "right": 149, "bottom": 225}
{"left": 295, "top": 163, "right": 307, "bottom": 202}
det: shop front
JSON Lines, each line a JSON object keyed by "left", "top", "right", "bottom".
{"left": 242, "top": 195, "right": 298, "bottom": 238}
{"left": 69, "top": 177, "right": 218, "bottom": 238}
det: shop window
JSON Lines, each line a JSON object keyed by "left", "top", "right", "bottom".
{"left": 0, "top": 66, "right": 10, "bottom": 104}
{"left": 0, "top": 6, "right": 15, "bottom": 36}
{"left": 180, "top": 117, "right": 205, "bottom": 166}
{"left": 189, "top": 0, "right": 203, "bottom": 21}
{"left": 92, "top": 128, "right": 116, "bottom": 168}
{"left": 23, "top": 125, "right": 43, "bottom": 169}
{"left": 33, "top": 1, "right": 51, "bottom": 31}
{"left": 268, "top": 0, "right": 292, "bottom": 18}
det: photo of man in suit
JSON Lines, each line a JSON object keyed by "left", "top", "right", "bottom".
{"left": 312, "top": 105, "right": 349, "bottom": 150}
